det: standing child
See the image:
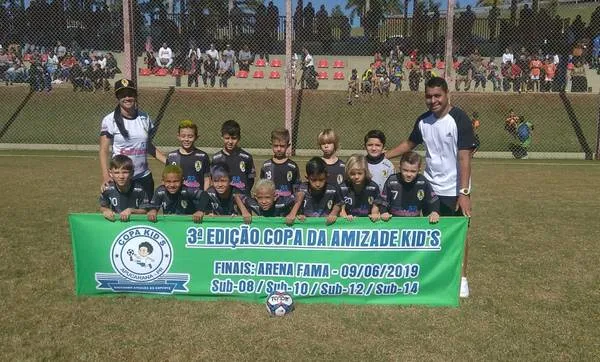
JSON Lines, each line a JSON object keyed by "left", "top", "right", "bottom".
{"left": 246, "top": 179, "right": 295, "bottom": 217}
{"left": 339, "top": 154, "right": 382, "bottom": 222}
{"left": 364, "top": 129, "right": 395, "bottom": 191}
{"left": 318, "top": 128, "right": 345, "bottom": 187}
{"left": 260, "top": 128, "right": 300, "bottom": 198}
{"left": 205, "top": 163, "right": 252, "bottom": 223}
{"left": 146, "top": 165, "right": 209, "bottom": 223}
{"left": 212, "top": 120, "right": 256, "bottom": 195}
{"left": 347, "top": 69, "right": 359, "bottom": 104}
{"left": 99, "top": 155, "right": 149, "bottom": 222}
{"left": 380, "top": 152, "right": 440, "bottom": 223}
{"left": 471, "top": 112, "right": 481, "bottom": 155}
{"left": 286, "top": 157, "right": 343, "bottom": 226}
{"left": 167, "top": 120, "right": 211, "bottom": 190}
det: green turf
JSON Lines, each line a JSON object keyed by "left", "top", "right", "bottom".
{"left": 0, "top": 87, "right": 597, "bottom": 154}
{"left": 0, "top": 151, "right": 599, "bottom": 359}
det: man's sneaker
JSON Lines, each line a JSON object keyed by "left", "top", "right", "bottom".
{"left": 460, "top": 277, "right": 469, "bottom": 298}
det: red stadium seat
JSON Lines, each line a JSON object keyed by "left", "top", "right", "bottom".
{"left": 155, "top": 68, "right": 169, "bottom": 76}
{"left": 333, "top": 71, "right": 345, "bottom": 80}
{"left": 318, "top": 59, "right": 329, "bottom": 68}
{"left": 253, "top": 70, "right": 264, "bottom": 78}
{"left": 270, "top": 59, "right": 282, "bottom": 67}
{"left": 139, "top": 68, "right": 152, "bottom": 76}
{"left": 333, "top": 60, "right": 345, "bottom": 68}
{"left": 269, "top": 71, "right": 281, "bottom": 79}
{"left": 255, "top": 58, "right": 266, "bottom": 67}
{"left": 317, "top": 71, "right": 328, "bottom": 79}
{"left": 237, "top": 70, "right": 249, "bottom": 78}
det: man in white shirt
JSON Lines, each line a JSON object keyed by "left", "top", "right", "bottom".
{"left": 158, "top": 43, "right": 173, "bottom": 68}
{"left": 386, "top": 77, "right": 477, "bottom": 298}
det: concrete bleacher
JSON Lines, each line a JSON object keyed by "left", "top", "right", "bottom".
{"left": 111, "top": 52, "right": 600, "bottom": 92}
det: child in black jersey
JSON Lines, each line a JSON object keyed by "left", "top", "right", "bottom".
{"left": 260, "top": 128, "right": 300, "bottom": 198}
{"left": 381, "top": 152, "right": 440, "bottom": 223}
{"left": 317, "top": 128, "right": 345, "bottom": 187}
{"left": 166, "top": 120, "right": 210, "bottom": 190}
{"left": 205, "top": 162, "right": 252, "bottom": 223}
{"left": 99, "top": 155, "right": 148, "bottom": 222}
{"left": 246, "top": 179, "right": 295, "bottom": 217}
{"left": 146, "top": 165, "right": 209, "bottom": 223}
{"left": 286, "top": 157, "right": 342, "bottom": 226}
{"left": 212, "top": 120, "right": 256, "bottom": 195}
{"left": 339, "top": 154, "right": 383, "bottom": 222}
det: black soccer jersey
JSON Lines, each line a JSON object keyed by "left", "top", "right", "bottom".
{"left": 99, "top": 181, "right": 149, "bottom": 213}
{"left": 297, "top": 182, "right": 343, "bottom": 217}
{"left": 260, "top": 159, "right": 301, "bottom": 197}
{"left": 147, "top": 185, "right": 209, "bottom": 215}
{"left": 324, "top": 159, "right": 346, "bottom": 186}
{"left": 339, "top": 180, "right": 383, "bottom": 217}
{"left": 245, "top": 196, "right": 295, "bottom": 217}
{"left": 166, "top": 148, "right": 210, "bottom": 189}
{"left": 206, "top": 186, "right": 245, "bottom": 215}
{"left": 212, "top": 148, "right": 256, "bottom": 195}
{"left": 381, "top": 174, "right": 440, "bottom": 216}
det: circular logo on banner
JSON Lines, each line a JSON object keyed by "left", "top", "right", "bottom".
{"left": 239, "top": 161, "right": 246, "bottom": 172}
{"left": 111, "top": 226, "right": 173, "bottom": 282}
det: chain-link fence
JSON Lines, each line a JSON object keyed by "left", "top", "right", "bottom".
{"left": 0, "top": 1, "right": 599, "bottom": 158}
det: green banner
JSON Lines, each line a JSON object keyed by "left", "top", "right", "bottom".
{"left": 69, "top": 214, "right": 467, "bottom": 306}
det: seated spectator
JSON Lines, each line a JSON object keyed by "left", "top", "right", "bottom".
{"left": 570, "top": 61, "right": 588, "bottom": 92}
{"left": 1, "top": 48, "right": 13, "bottom": 85}
{"left": 202, "top": 55, "right": 217, "bottom": 88}
{"left": 373, "top": 61, "right": 387, "bottom": 94}
{"left": 473, "top": 62, "right": 487, "bottom": 91}
{"left": 59, "top": 52, "right": 77, "bottom": 81}
{"left": 218, "top": 53, "right": 233, "bottom": 88}
{"left": 45, "top": 51, "right": 59, "bottom": 80}
{"left": 487, "top": 58, "right": 500, "bottom": 91}
{"left": 238, "top": 44, "right": 253, "bottom": 72}
{"left": 542, "top": 56, "right": 556, "bottom": 92}
{"left": 187, "top": 52, "right": 200, "bottom": 87}
{"left": 529, "top": 55, "right": 543, "bottom": 92}
{"left": 54, "top": 40, "right": 67, "bottom": 60}
{"left": 104, "top": 52, "right": 118, "bottom": 78}
{"left": 28, "top": 53, "right": 52, "bottom": 92}
{"left": 90, "top": 63, "right": 110, "bottom": 92}
{"left": 144, "top": 50, "right": 157, "bottom": 71}
{"left": 361, "top": 65, "right": 373, "bottom": 94}
{"left": 158, "top": 42, "right": 173, "bottom": 69}
{"left": 455, "top": 57, "right": 473, "bottom": 91}
{"left": 5, "top": 56, "right": 28, "bottom": 84}
{"left": 502, "top": 47, "right": 514, "bottom": 65}
{"left": 70, "top": 62, "right": 87, "bottom": 91}
{"left": 390, "top": 62, "right": 403, "bottom": 91}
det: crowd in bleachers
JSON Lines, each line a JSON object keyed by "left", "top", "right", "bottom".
{"left": 0, "top": 40, "right": 119, "bottom": 92}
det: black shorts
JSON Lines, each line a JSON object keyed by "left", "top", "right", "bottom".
{"left": 438, "top": 196, "right": 464, "bottom": 216}
{"left": 134, "top": 172, "right": 155, "bottom": 198}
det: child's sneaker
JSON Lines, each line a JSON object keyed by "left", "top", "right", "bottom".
{"left": 460, "top": 277, "right": 469, "bottom": 298}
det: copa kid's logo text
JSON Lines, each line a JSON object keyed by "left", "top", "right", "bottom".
{"left": 96, "top": 226, "right": 190, "bottom": 294}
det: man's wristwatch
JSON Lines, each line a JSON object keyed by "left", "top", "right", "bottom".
{"left": 459, "top": 188, "right": 471, "bottom": 196}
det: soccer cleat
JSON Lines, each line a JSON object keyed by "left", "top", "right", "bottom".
{"left": 460, "top": 277, "right": 469, "bottom": 298}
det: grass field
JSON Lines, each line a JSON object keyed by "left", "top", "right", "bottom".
{"left": 0, "top": 87, "right": 598, "bottom": 155}
{"left": 1, "top": 151, "right": 599, "bottom": 360}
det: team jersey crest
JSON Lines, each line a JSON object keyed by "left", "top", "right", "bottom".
{"left": 417, "top": 189, "right": 424, "bottom": 201}
{"left": 194, "top": 160, "right": 202, "bottom": 172}
{"left": 287, "top": 171, "right": 293, "bottom": 182}
{"left": 239, "top": 161, "right": 246, "bottom": 172}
